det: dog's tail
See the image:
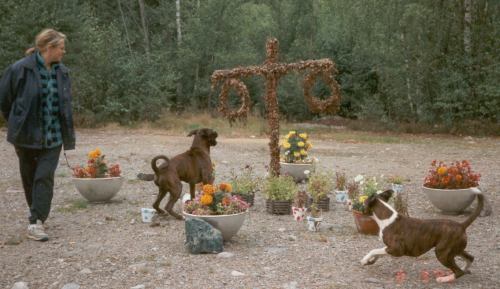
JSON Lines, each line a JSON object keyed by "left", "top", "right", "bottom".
{"left": 151, "top": 155, "right": 169, "bottom": 175}
{"left": 461, "top": 188, "right": 484, "bottom": 229}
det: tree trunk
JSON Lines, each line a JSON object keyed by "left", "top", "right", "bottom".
{"left": 464, "top": 0, "right": 472, "bottom": 55}
{"left": 138, "top": 0, "right": 150, "bottom": 56}
{"left": 176, "top": 0, "right": 182, "bottom": 45}
{"left": 117, "top": 0, "right": 133, "bottom": 56}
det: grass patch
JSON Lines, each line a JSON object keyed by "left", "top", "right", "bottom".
{"left": 56, "top": 199, "right": 88, "bottom": 213}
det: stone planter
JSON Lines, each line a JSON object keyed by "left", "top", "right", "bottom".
{"left": 352, "top": 210, "right": 379, "bottom": 235}
{"left": 279, "top": 162, "right": 314, "bottom": 182}
{"left": 72, "top": 177, "right": 123, "bottom": 203}
{"left": 422, "top": 186, "right": 479, "bottom": 215}
{"left": 266, "top": 199, "right": 292, "bottom": 215}
{"left": 183, "top": 211, "right": 248, "bottom": 241}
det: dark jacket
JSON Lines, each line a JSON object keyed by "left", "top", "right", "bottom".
{"left": 0, "top": 53, "right": 75, "bottom": 150}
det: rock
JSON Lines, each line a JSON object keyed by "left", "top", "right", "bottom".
{"left": 11, "top": 282, "right": 29, "bottom": 289}
{"left": 185, "top": 218, "right": 223, "bottom": 254}
{"left": 278, "top": 228, "right": 286, "bottom": 232}
{"left": 217, "top": 252, "right": 234, "bottom": 258}
{"left": 130, "top": 285, "right": 145, "bottom": 289}
{"left": 5, "top": 234, "right": 23, "bottom": 245}
{"left": 287, "top": 235, "right": 297, "bottom": 241}
{"left": 282, "top": 281, "right": 298, "bottom": 289}
{"left": 231, "top": 270, "right": 245, "bottom": 277}
{"left": 61, "top": 283, "right": 80, "bottom": 289}
{"left": 79, "top": 268, "right": 92, "bottom": 274}
{"left": 365, "top": 278, "right": 382, "bottom": 284}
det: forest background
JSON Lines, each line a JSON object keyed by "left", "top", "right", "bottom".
{"left": 0, "top": 0, "right": 498, "bottom": 135}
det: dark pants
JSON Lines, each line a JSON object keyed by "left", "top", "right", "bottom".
{"left": 15, "top": 145, "right": 62, "bottom": 224}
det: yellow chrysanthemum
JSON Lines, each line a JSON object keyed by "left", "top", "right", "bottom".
{"left": 200, "top": 194, "right": 213, "bottom": 206}
{"left": 283, "top": 142, "right": 291, "bottom": 149}
{"left": 437, "top": 166, "right": 447, "bottom": 175}
{"left": 298, "top": 141, "right": 305, "bottom": 147}
{"left": 299, "top": 133, "right": 308, "bottom": 140}
{"left": 202, "top": 184, "right": 216, "bottom": 195}
{"left": 358, "top": 195, "right": 368, "bottom": 203}
{"left": 293, "top": 152, "right": 301, "bottom": 158}
{"left": 300, "top": 149, "right": 307, "bottom": 155}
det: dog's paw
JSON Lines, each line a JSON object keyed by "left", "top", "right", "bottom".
{"left": 361, "top": 256, "right": 376, "bottom": 265}
{"left": 436, "top": 274, "right": 456, "bottom": 283}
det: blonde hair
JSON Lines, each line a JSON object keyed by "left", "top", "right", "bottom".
{"left": 25, "top": 28, "right": 66, "bottom": 55}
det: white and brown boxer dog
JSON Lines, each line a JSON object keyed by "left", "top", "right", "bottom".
{"left": 360, "top": 188, "right": 484, "bottom": 283}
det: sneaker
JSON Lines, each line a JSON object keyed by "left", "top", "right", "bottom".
{"left": 27, "top": 220, "right": 49, "bottom": 241}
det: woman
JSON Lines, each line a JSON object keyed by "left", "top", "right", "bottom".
{"left": 0, "top": 28, "right": 75, "bottom": 241}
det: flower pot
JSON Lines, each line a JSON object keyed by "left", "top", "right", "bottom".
{"left": 279, "top": 162, "right": 314, "bottom": 182}
{"left": 422, "top": 186, "right": 478, "bottom": 215}
{"left": 266, "top": 199, "right": 292, "bottom": 215}
{"left": 391, "top": 183, "right": 404, "bottom": 194}
{"left": 183, "top": 211, "right": 248, "bottom": 241}
{"left": 292, "top": 206, "right": 307, "bottom": 221}
{"left": 335, "top": 190, "right": 348, "bottom": 203}
{"left": 231, "top": 192, "right": 255, "bottom": 207}
{"left": 306, "top": 215, "right": 323, "bottom": 232}
{"left": 352, "top": 210, "right": 379, "bottom": 235}
{"left": 72, "top": 177, "right": 123, "bottom": 203}
{"left": 306, "top": 197, "right": 330, "bottom": 212}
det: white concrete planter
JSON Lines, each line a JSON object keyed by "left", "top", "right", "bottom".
{"left": 279, "top": 162, "right": 314, "bottom": 182}
{"left": 422, "top": 186, "right": 479, "bottom": 215}
{"left": 183, "top": 210, "right": 248, "bottom": 241}
{"left": 72, "top": 177, "right": 123, "bottom": 203}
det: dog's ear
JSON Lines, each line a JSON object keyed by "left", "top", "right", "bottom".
{"left": 187, "top": 129, "right": 199, "bottom": 137}
{"left": 378, "top": 189, "right": 394, "bottom": 202}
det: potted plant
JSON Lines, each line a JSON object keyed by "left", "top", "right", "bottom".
{"left": 386, "top": 175, "right": 409, "bottom": 216}
{"left": 263, "top": 175, "right": 298, "bottom": 215}
{"left": 279, "top": 130, "right": 315, "bottom": 182}
{"left": 351, "top": 175, "right": 380, "bottom": 235}
{"left": 72, "top": 148, "right": 123, "bottom": 203}
{"left": 229, "top": 165, "right": 260, "bottom": 207}
{"left": 334, "top": 172, "right": 348, "bottom": 203}
{"left": 422, "top": 160, "right": 481, "bottom": 214}
{"left": 307, "top": 171, "right": 333, "bottom": 211}
{"left": 292, "top": 191, "right": 308, "bottom": 222}
{"left": 306, "top": 203, "right": 323, "bottom": 232}
{"left": 183, "top": 183, "right": 250, "bottom": 241}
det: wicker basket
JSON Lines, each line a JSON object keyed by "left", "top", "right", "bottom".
{"left": 266, "top": 199, "right": 292, "bottom": 215}
{"left": 306, "top": 197, "right": 330, "bottom": 212}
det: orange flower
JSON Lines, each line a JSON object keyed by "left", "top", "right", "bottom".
{"left": 437, "top": 166, "right": 448, "bottom": 175}
{"left": 200, "top": 194, "right": 213, "bottom": 206}
{"left": 88, "top": 148, "right": 102, "bottom": 159}
{"left": 455, "top": 175, "right": 462, "bottom": 182}
{"left": 202, "top": 184, "right": 216, "bottom": 195}
{"left": 222, "top": 197, "right": 231, "bottom": 206}
{"left": 219, "top": 183, "right": 232, "bottom": 193}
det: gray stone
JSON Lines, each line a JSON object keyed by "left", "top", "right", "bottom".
{"left": 11, "top": 282, "right": 29, "bottom": 289}
{"left": 130, "top": 285, "right": 145, "bottom": 289}
{"left": 61, "top": 283, "right": 80, "bottom": 289}
{"left": 217, "top": 252, "right": 234, "bottom": 258}
{"left": 231, "top": 270, "right": 245, "bottom": 277}
{"left": 185, "top": 218, "right": 223, "bottom": 254}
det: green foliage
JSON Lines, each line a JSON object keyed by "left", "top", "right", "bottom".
{"left": 263, "top": 175, "right": 297, "bottom": 201}
{"left": 229, "top": 166, "right": 260, "bottom": 196}
{"left": 0, "top": 0, "right": 497, "bottom": 130}
{"left": 307, "top": 171, "right": 333, "bottom": 202}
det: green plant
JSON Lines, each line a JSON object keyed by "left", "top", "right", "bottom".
{"left": 263, "top": 175, "right": 298, "bottom": 201}
{"left": 387, "top": 175, "right": 405, "bottom": 185}
{"left": 307, "top": 172, "right": 333, "bottom": 203}
{"left": 335, "top": 172, "right": 347, "bottom": 190}
{"left": 229, "top": 165, "right": 260, "bottom": 196}
{"left": 351, "top": 175, "right": 382, "bottom": 212}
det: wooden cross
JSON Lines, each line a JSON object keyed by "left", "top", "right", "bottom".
{"left": 211, "top": 38, "right": 341, "bottom": 176}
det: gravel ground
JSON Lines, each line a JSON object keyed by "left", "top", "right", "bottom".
{"left": 0, "top": 127, "right": 499, "bottom": 289}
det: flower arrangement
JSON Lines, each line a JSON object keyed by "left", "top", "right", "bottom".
{"left": 423, "top": 160, "right": 480, "bottom": 189}
{"left": 184, "top": 183, "right": 249, "bottom": 215}
{"left": 387, "top": 175, "right": 405, "bottom": 185}
{"left": 72, "top": 148, "right": 121, "bottom": 178}
{"left": 280, "top": 130, "right": 313, "bottom": 163}
{"left": 351, "top": 175, "right": 382, "bottom": 212}
{"left": 335, "top": 172, "right": 347, "bottom": 191}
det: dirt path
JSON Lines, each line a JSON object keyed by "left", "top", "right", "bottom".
{"left": 1, "top": 128, "right": 499, "bottom": 289}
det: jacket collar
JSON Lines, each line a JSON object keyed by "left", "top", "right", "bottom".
{"left": 21, "top": 52, "right": 69, "bottom": 73}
